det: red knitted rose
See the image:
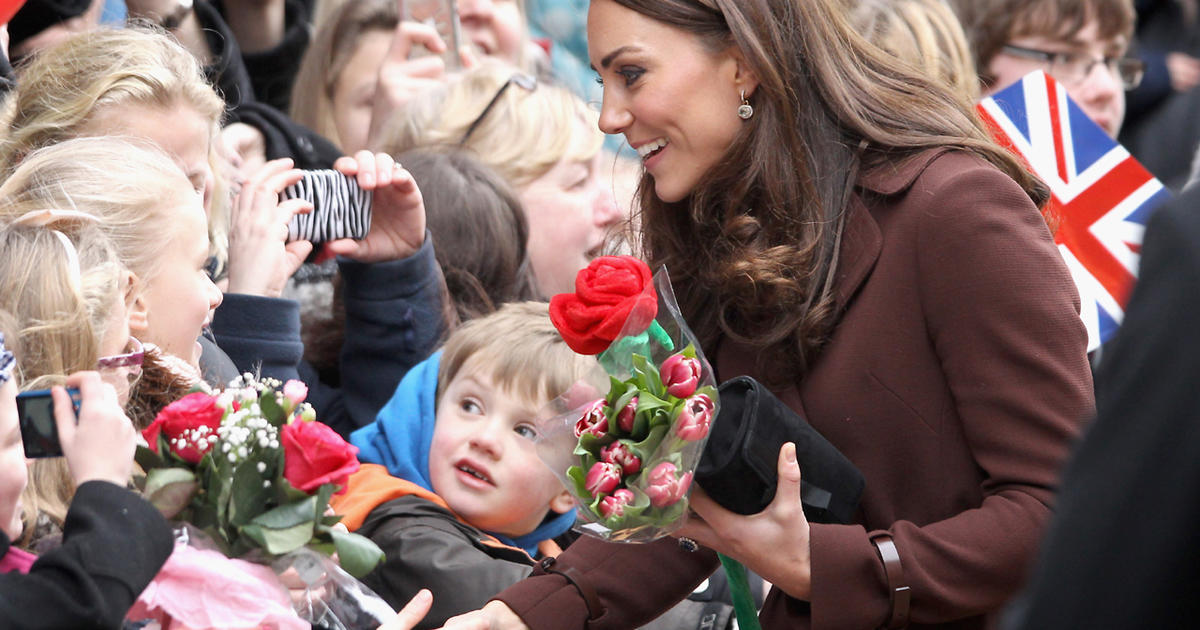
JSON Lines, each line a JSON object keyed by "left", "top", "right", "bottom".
{"left": 549, "top": 256, "right": 658, "bottom": 355}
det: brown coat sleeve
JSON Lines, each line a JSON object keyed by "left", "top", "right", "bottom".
{"left": 495, "top": 535, "right": 719, "bottom": 629}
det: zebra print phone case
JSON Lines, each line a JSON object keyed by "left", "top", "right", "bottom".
{"left": 282, "top": 170, "right": 373, "bottom": 244}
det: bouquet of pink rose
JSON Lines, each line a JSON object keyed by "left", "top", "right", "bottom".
{"left": 132, "top": 374, "right": 392, "bottom": 630}
{"left": 538, "top": 256, "right": 719, "bottom": 542}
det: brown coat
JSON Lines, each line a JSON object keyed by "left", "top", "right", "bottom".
{"left": 495, "top": 150, "right": 1094, "bottom": 629}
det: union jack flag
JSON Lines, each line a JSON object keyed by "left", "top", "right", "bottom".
{"left": 977, "top": 71, "right": 1170, "bottom": 352}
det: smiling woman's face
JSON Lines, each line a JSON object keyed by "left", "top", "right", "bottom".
{"left": 587, "top": 0, "right": 754, "bottom": 203}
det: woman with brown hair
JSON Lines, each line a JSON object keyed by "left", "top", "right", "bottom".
{"left": 441, "top": 0, "right": 1093, "bottom": 628}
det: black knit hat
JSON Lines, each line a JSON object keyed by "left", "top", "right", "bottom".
{"left": 7, "top": 0, "right": 91, "bottom": 51}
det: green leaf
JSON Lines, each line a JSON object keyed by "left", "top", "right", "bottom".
{"left": 567, "top": 465, "right": 591, "bottom": 499}
{"left": 331, "top": 530, "right": 386, "bottom": 578}
{"left": 144, "top": 467, "right": 195, "bottom": 495}
{"left": 259, "top": 390, "right": 286, "bottom": 426}
{"left": 229, "top": 458, "right": 275, "bottom": 527}
{"left": 627, "top": 425, "right": 669, "bottom": 467}
{"left": 134, "top": 444, "right": 166, "bottom": 473}
{"left": 144, "top": 468, "right": 198, "bottom": 519}
{"left": 251, "top": 495, "right": 319, "bottom": 529}
{"left": 577, "top": 431, "right": 613, "bottom": 456}
{"left": 242, "top": 521, "right": 314, "bottom": 555}
{"left": 607, "top": 388, "right": 638, "bottom": 436}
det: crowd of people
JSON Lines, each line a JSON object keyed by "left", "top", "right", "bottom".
{"left": 0, "top": 0, "right": 1193, "bottom": 628}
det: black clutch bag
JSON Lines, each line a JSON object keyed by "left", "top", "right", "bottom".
{"left": 695, "top": 376, "right": 865, "bottom": 523}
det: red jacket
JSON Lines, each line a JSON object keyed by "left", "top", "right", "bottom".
{"left": 494, "top": 150, "right": 1094, "bottom": 629}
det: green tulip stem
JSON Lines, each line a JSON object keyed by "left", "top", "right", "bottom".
{"left": 718, "top": 553, "right": 762, "bottom": 630}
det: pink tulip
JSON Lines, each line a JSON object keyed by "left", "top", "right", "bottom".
{"left": 645, "top": 462, "right": 693, "bottom": 508}
{"left": 674, "top": 393, "right": 715, "bottom": 441}
{"left": 282, "top": 379, "right": 308, "bottom": 407}
{"left": 616, "top": 396, "right": 638, "bottom": 433}
{"left": 598, "top": 489, "right": 635, "bottom": 518}
{"left": 600, "top": 441, "right": 642, "bottom": 475}
{"left": 574, "top": 399, "right": 609, "bottom": 439}
{"left": 659, "top": 353, "right": 701, "bottom": 398}
{"left": 584, "top": 462, "right": 622, "bottom": 496}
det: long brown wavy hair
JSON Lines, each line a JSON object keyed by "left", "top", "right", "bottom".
{"left": 612, "top": 0, "right": 1047, "bottom": 382}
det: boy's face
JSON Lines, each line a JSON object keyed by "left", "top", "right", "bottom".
{"left": 429, "top": 361, "right": 574, "bottom": 537}
{"left": 985, "top": 18, "right": 1127, "bottom": 137}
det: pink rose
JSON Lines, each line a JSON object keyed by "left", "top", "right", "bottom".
{"left": 282, "top": 379, "right": 308, "bottom": 407}
{"left": 659, "top": 353, "right": 701, "bottom": 399}
{"left": 600, "top": 441, "right": 642, "bottom": 475}
{"left": 281, "top": 420, "right": 360, "bottom": 494}
{"left": 598, "top": 489, "right": 635, "bottom": 518}
{"left": 674, "top": 393, "right": 715, "bottom": 441}
{"left": 616, "top": 397, "right": 638, "bottom": 433}
{"left": 142, "top": 392, "right": 224, "bottom": 464}
{"left": 645, "top": 461, "right": 693, "bottom": 508}
{"left": 584, "top": 461, "right": 622, "bottom": 496}
{"left": 574, "top": 399, "right": 609, "bottom": 439}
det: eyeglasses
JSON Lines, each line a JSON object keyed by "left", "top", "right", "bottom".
{"left": 97, "top": 336, "right": 144, "bottom": 384}
{"left": 459, "top": 73, "right": 538, "bottom": 145}
{"left": 1001, "top": 44, "right": 1145, "bottom": 90}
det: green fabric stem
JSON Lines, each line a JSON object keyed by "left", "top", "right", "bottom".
{"left": 718, "top": 553, "right": 762, "bottom": 630}
{"left": 648, "top": 321, "right": 674, "bottom": 351}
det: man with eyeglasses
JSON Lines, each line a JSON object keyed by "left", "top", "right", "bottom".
{"left": 951, "top": 0, "right": 1140, "bottom": 138}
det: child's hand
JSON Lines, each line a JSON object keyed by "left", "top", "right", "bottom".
{"left": 225, "top": 157, "right": 314, "bottom": 298}
{"left": 378, "top": 590, "right": 433, "bottom": 630}
{"left": 54, "top": 371, "right": 137, "bottom": 488}
{"left": 326, "top": 151, "right": 426, "bottom": 263}
{"left": 439, "top": 601, "right": 529, "bottom": 629}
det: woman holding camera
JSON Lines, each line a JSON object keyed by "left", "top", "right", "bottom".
{"left": 442, "top": 0, "right": 1093, "bottom": 628}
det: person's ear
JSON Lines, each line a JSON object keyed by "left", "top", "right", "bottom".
{"left": 126, "top": 272, "right": 150, "bottom": 335}
{"left": 727, "top": 46, "right": 760, "bottom": 100}
{"left": 548, "top": 488, "right": 576, "bottom": 515}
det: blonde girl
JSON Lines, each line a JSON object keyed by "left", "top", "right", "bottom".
{"left": 0, "top": 214, "right": 140, "bottom": 548}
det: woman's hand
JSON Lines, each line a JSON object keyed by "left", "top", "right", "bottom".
{"left": 326, "top": 151, "right": 426, "bottom": 263}
{"left": 675, "top": 442, "right": 813, "bottom": 600}
{"left": 438, "top": 600, "right": 529, "bottom": 629}
{"left": 378, "top": 590, "right": 434, "bottom": 630}
{"left": 225, "top": 158, "right": 314, "bottom": 298}
{"left": 54, "top": 371, "right": 137, "bottom": 488}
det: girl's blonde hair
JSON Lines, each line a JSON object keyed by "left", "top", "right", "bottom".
{"left": 0, "top": 137, "right": 200, "bottom": 286}
{"left": 380, "top": 61, "right": 602, "bottom": 188}
{"left": 290, "top": 0, "right": 397, "bottom": 149}
{"left": 0, "top": 219, "right": 127, "bottom": 546}
{"left": 850, "top": 0, "right": 980, "bottom": 101}
{"left": 0, "top": 24, "right": 230, "bottom": 272}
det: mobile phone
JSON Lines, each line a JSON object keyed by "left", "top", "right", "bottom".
{"left": 402, "top": 0, "right": 463, "bottom": 71}
{"left": 17, "top": 387, "right": 81, "bottom": 459}
{"left": 281, "top": 170, "right": 374, "bottom": 244}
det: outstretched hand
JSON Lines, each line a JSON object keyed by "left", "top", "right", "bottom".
{"left": 378, "top": 590, "right": 434, "bottom": 630}
{"left": 326, "top": 151, "right": 426, "bottom": 263}
{"left": 675, "top": 442, "right": 813, "bottom": 600}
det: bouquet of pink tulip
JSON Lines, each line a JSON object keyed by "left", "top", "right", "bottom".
{"left": 540, "top": 256, "right": 719, "bottom": 541}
